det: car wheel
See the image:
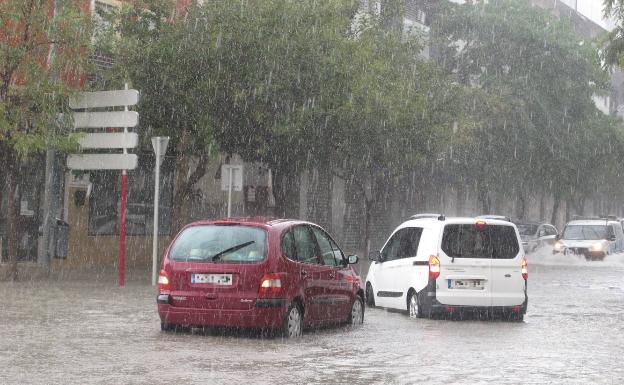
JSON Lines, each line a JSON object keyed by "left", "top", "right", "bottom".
{"left": 407, "top": 290, "right": 423, "bottom": 318}
{"left": 282, "top": 303, "right": 303, "bottom": 338}
{"left": 365, "top": 282, "right": 375, "bottom": 307}
{"left": 347, "top": 295, "right": 365, "bottom": 325}
{"left": 160, "top": 322, "right": 176, "bottom": 332}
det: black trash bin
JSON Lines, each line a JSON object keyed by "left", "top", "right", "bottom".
{"left": 53, "top": 219, "right": 70, "bottom": 259}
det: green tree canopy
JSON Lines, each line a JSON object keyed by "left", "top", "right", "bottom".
{"left": 0, "top": 0, "right": 91, "bottom": 269}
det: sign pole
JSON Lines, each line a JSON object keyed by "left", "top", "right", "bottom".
{"left": 152, "top": 142, "right": 161, "bottom": 286}
{"left": 151, "top": 137, "right": 169, "bottom": 286}
{"left": 118, "top": 83, "right": 129, "bottom": 287}
{"left": 227, "top": 166, "right": 233, "bottom": 217}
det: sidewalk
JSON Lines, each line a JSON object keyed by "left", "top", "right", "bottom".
{"left": 0, "top": 261, "right": 153, "bottom": 284}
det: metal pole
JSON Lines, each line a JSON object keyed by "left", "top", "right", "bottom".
{"left": 227, "top": 166, "right": 233, "bottom": 217}
{"left": 151, "top": 141, "right": 160, "bottom": 286}
{"left": 119, "top": 83, "right": 129, "bottom": 287}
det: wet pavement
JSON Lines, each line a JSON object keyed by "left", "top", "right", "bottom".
{"left": 1, "top": 253, "right": 624, "bottom": 384}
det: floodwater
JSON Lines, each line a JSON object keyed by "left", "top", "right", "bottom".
{"left": 1, "top": 253, "right": 624, "bottom": 384}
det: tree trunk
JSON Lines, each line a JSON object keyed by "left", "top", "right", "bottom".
{"left": 364, "top": 198, "right": 372, "bottom": 259}
{"left": 305, "top": 165, "right": 332, "bottom": 231}
{"left": 171, "top": 129, "right": 210, "bottom": 234}
{"left": 456, "top": 184, "right": 465, "bottom": 216}
{"left": 271, "top": 169, "right": 299, "bottom": 218}
{"left": 551, "top": 192, "right": 561, "bottom": 227}
{"left": 516, "top": 189, "right": 526, "bottom": 220}
{"left": 477, "top": 183, "right": 491, "bottom": 214}
{"left": 6, "top": 150, "right": 20, "bottom": 280}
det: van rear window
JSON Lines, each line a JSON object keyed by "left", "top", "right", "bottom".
{"left": 441, "top": 224, "right": 519, "bottom": 259}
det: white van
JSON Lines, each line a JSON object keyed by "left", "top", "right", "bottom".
{"left": 365, "top": 216, "right": 528, "bottom": 320}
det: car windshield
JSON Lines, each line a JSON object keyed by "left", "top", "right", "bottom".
{"left": 562, "top": 225, "right": 607, "bottom": 240}
{"left": 517, "top": 224, "right": 538, "bottom": 236}
{"left": 441, "top": 224, "right": 519, "bottom": 259}
{"left": 169, "top": 225, "right": 267, "bottom": 263}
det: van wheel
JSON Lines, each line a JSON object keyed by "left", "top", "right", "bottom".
{"left": 365, "top": 282, "right": 375, "bottom": 307}
{"left": 347, "top": 295, "right": 365, "bottom": 325}
{"left": 282, "top": 303, "right": 303, "bottom": 338}
{"left": 407, "top": 290, "right": 423, "bottom": 318}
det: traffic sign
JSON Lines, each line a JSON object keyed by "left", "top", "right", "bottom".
{"left": 67, "top": 154, "right": 138, "bottom": 170}
{"left": 69, "top": 89, "right": 139, "bottom": 109}
{"left": 221, "top": 165, "right": 243, "bottom": 192}
{"left": 78, "top": 133, "right": 138, "bottom": 149}
{"left": 73, "top": 111, "right": 139, "bottom": 128}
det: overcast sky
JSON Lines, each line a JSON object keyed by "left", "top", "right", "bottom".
{"left": 560, "top": 0, "right": 615, "bottom": 30}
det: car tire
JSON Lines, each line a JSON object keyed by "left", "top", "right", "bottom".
{"left": 407, "top": 290, "right": 423, "bottom": 319}
{"left": 347, "top": 295, "right": 365, "bottom": 325}
{"left": 282, "top": 303, "right": 303, "bottom": 338}
{"left": 365, "top": 282, "right": 375, "bottom": 307}
{"left": 160, "top": 322, "right": 176, "bottom": 332}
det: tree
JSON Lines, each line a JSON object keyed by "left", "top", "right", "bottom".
{"left": 110, "top": 0, "right": 362, "bottom": 229}
{"left": 0, "top": 0, "right": 91, "bottom": 277}
{"left": 603, "top": 0, "right": 624, "bottom": 67}
{"left": 433, "top": 0, "right": 614, "bottom": 222}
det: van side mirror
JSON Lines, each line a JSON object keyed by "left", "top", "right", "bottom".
{"left": 368, "top": 251, "right": 382, "bottom": 262}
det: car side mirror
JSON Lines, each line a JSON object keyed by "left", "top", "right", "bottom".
{"left": 348, "top": 255, "right": 359, "bottom": 265}
{"left": 368, "top": 251, "right": 382, "bottom": 262}
{"left": 608, "top": 235, "right": 616, "bottom": 242}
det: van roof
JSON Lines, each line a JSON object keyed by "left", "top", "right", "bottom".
{"left": 402, "top": 216, "right": 517, "bottom": 228}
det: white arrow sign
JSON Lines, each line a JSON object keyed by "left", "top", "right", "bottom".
{"left": 73, "top": 111, "right": 139, "bottom": 129}
{"left": 69, "top": 89, "right": 139, "bottom": 109}
{"left": 67, "top": 154, "right": 138, "bottom": 170}
{"left": 78, "top": 133, "right": 138, "bottom": 149}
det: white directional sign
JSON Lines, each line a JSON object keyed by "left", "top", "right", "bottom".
{"left": 73, "top": 111, "right": 139, "bottom": 129}
{"left": 69, "top": 89, "right": 139, "bottom": 109}
{"left": 221, "top": 165, "right": 243, "bottom": 192}
{"left": 67, "top": 154, "right": 138, "bottom": 170}
{"left": 79, "top": 133, "right": 138, "bottom": 149}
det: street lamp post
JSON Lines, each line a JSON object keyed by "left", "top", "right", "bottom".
{"left": 151, "top": 136, "right": 169, "bottom": 286}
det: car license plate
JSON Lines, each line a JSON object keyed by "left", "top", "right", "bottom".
{"left": 448, "top": 279, "right": 484, "bottom": 290}
{"left": 191, "top": 273, "right": 233, "bottom": 285}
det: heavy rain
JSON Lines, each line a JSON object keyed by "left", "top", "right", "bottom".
{"left": 2, "top": 0, "right": 624, "bottom": 384}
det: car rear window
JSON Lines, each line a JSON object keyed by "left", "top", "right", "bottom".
{"left": 441, "top": 224, "right": 519, "bottom": 259}
{"left": 169, "top": 225, "right": 267, "bottom": 263}
{"left": 516, "top": 224, "right": 538, "bottom": 236}
{"left": 562, "top": 225, "right": 606, "bottom": 240}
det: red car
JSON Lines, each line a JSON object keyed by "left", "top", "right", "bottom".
{"left": 157, "top": 217, "right": 365, "bottom": 337}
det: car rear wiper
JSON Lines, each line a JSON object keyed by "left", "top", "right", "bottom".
{"left": 211, "top": 241, "right": 255, "bottom": 261}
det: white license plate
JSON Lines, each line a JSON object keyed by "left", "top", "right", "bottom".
{"left": 448, "top": 279, "right": 484, "bottom": 290}
{"left": 191, "top": 273, "right": 233, "bottom": 285}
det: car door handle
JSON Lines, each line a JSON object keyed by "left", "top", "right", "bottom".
{"left": 300, "top": 270, "right": 308, "bottom": 277}
{"left": 328, "top": 272, "right": 336, "bottom": 278}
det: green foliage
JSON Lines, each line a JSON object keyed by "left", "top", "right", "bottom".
{"left": 0, "top": 0, "right": 92, "bottom": 156}
{"left": 108, "top": 0, "right": 458, "bottom": 218}
{"left": 433, "top": 0, "right": 619, "bottom": 214}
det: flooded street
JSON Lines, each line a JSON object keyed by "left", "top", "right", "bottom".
{"left": 1, "top": 254, "right": 623, "bottom": 384}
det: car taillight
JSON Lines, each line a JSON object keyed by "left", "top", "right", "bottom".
{"left": 429, "top": 255, "right": 440, "bottom": 280}
{"left": 259, "top": 273, "right": 283, "bottom": 296}
{"left": 521, "top": 258, "right": 528, "bottom": 281}
{"left": 158, "top": 269, "right": 171, "bottom": 291}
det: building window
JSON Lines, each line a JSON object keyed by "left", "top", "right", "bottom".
{"left": 88, "top": 154, "right": 175, "bottom": 236}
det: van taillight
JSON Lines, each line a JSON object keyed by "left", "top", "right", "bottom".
{"left": 521, "top": 258, "right": 528, "bottom": 281}
{"left": 158, "top": 269, "right": 171, "bottom": 291}
{"left": 429, "top": 255, "right": 440, "bottom": 280}
{"left": 259, "top": 273, "right": 283, "bottom": 296}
